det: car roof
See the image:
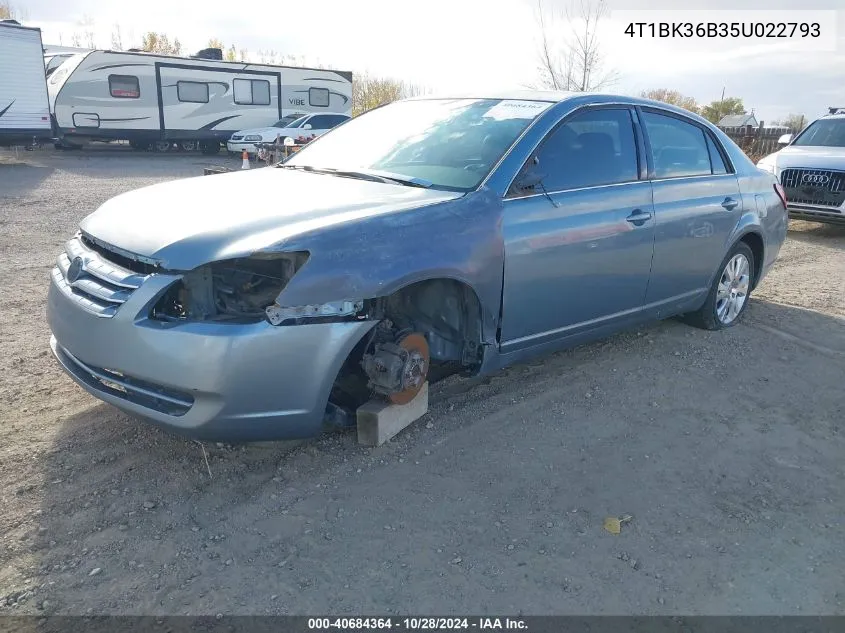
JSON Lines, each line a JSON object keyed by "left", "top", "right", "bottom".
{"left": 402, "top": 90, "right": 719, "bottom": 128}
{"left": 406, "top": 89, "right": 579, "bottom": 103}
{"left": 297, "top": 112, "right": 350, "bottom": 117}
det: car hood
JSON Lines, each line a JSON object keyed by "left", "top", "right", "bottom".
{"left": 80, "top": 168, "right": 462, "bottom": 270}
{"left": 763, "top": 145, "right": 845, "bottom": 170}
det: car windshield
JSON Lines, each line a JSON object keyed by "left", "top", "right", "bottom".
{"left": 791, "top": 118, "right": 845, "bottom": 147}
{"left": 284, "top": 98, "right": 554, "bottom": 191}
{"left": 274, "top": 115, "right": 304, "bottom": 128}
{"left": 279, "top": 115, "right": 309, "bottom": 129}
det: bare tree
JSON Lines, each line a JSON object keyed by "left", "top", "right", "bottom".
{"left": 79, "top": 15, "right": 96, "bottom": 49}
{"left": 111, "top": 24, "right": 124, "bottom": 50}
{"left": 207, "top": 37, "right": 224, "bottom": 50}
{"left": 534, "top": 0, "right": 617, "bottom": 91}
{"left": 70, "top": 32, "right": 82, "bottom": 47}
{"left": 773, "top": 113, "right": 807, "bottom": 133}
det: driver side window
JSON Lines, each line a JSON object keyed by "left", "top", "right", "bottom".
{"left": 509, "top": 108, "right": 639, "bottom": 197}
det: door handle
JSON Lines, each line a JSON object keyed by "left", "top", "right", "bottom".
{"left": 721, "top": 197, "right": 739, "bottom": 211}
{"left": 626, "top": 209, "right": 653, "bottom": 226}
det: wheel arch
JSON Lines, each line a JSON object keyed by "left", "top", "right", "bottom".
{"left": 737, "top": 230, "right": 765, "bottom": 290}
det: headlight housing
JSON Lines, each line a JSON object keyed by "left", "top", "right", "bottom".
{"left": 151, "top": 252, "right": 309, "bottom": 323}
{"left": 265, "top": 300, "right": 364, "bottom": 326}
{"left": 243, "top": 135, "right": 262, "bottom": 142}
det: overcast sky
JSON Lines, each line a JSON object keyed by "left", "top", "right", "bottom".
{"left": 14, "top": 0, "right": 845, "bottom": 122}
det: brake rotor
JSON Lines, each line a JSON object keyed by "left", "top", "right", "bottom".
{"left": 388, "top": 332, "right": 430, "bottom": 405}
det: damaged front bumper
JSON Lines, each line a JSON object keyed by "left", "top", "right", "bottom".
{"left": 47, "top": 265, "right": 376, "bottom": 441}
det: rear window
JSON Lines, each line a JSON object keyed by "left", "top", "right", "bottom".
{"left": 109, "top": 75, "right": 140, "bottom": 99}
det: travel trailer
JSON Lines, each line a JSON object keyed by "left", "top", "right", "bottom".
{"left": 0, "top": 20, "right": 52, "bottom": 145}
{"left": 46, "top": 48, "right": 353, "bottom": 152}
{"left": 43, "top": 45, "right": 91, "bottom": 78}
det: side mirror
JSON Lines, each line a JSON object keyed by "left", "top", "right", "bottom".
{"left": 777, "top": 133, "right": 793, "bottom": 145}
{"left": 514, "top": 170, "right": 547, "bottom": 191}
{"left": 303, "top": 123, "right": 312, "bottom": 130}
{"left": 512, "top": 155, "right": 546, "bottom": 191}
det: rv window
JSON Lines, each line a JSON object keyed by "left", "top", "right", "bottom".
{"left": 109, "top": 75, "right": 140, "bottom": 99}
{"left": 177, "top": 81, "right": 209, "bottom": 104}
{"left": 233, "top": 78, "right": 271, "bottom": 106}
{"left": 309, "top": 87, "right": 330, "bottom": 108}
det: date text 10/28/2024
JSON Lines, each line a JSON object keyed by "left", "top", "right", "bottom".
{"left": 308, "top": 618, "right": 528, "bottom": 630}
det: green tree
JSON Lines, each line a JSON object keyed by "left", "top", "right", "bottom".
{"left": 225, "top": 45, "right": 237, "bottom": 61}
{"left": 141, "top": 32, "right": 182, "bottom": 55}
{"left": 640, "top": 89, "right": 699, "bottom": 114}
{"left": 701, "top": 97, "right": 745, "bottom": 124}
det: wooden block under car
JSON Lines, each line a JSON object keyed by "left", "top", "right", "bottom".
{"left": 356, "top": 382, "right": 429, "bottom": 447}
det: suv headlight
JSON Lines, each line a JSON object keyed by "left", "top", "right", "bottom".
{"left": 243, "top": 135, "right": 262, "bottom": 142}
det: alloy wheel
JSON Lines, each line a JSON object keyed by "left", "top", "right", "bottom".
{"left": 715, "top": 253, "right": 751, "bottom": 325}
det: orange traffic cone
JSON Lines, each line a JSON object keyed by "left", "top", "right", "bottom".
{"left": 241, "top": 149, "right": 250, "bottom": 170}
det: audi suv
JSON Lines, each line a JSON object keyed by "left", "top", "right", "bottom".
{"left": 757, "top": 107, "right": 845, "bottom": 226}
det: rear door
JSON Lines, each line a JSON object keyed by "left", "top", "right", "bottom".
{"left": 639, "top": 108, "right": 742, "bottom": 314}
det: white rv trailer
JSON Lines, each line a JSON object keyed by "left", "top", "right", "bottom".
{"left": 46, "top": 49, "right": 352, "bottom": 153}
{"left": 0, "top": 21, "right": 52, "bottom": 145}
{"left": 43, "top": 45, "right": 91, "bottom": 79}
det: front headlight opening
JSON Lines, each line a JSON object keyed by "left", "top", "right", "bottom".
{"left": 151, "top": 252, "right": 309, "bottom": 323}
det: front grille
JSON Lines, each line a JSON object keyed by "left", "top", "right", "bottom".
{"left": 54, "top": 342, "right": 194, "bottom": 416}
{"left": 52, "top": 235, "right": 148, "bottom": 318}
{"left": 780, "top": 168, "right": 845, "bottom": 209}
{"left": 231, "top": 135, "right": 243, "bottom": 141}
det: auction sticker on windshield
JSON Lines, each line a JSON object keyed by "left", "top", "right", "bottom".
{"left": 485, "top": 100, "right": 552, "bottom": 120}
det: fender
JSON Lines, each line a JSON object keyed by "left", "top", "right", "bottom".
{"left": 275, "top": 187, "right": 506, "bottom": 343}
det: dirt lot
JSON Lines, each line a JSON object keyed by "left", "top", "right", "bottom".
{"left": 1, "top": 148, "right": 843, "bottom": 616}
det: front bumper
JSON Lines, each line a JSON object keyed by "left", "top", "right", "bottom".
{"left": 47, "top": 269, "right": 375, "bottom": 441}
{"left": 226, "top": 141, "right": 258, "bottom": 154}
{"left": 787, "top": 204, "right": 845, "bottom": 226}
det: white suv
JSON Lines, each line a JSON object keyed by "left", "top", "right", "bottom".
{"left": 226, "top": 113, "right": 350, "bottom": 156}
{"left": 757, "top": 107, "right": 845, "bottom": 225}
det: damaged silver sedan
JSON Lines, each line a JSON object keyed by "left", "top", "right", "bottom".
{"left": 47, "top": 91, "right": 787, "bottom": 440}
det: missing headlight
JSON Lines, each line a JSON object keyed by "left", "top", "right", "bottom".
{"left": 151, "top": 252, "right": 309, "bottom": 323}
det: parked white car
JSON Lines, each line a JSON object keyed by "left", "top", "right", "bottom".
{"left": 757, "top": 107, "right": 845, "bottom": 225}
{"left": 226, "top": 112, "right": 350, "bottom": 155}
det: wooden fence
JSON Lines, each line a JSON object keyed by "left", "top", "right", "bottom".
{"left": 719, "top": 121, "right": 793, "bottom": 162}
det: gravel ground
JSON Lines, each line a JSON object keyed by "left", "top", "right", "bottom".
{"left": 1, "top": 147, "right": 843, "bottom": 616}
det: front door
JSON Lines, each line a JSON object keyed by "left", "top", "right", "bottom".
{"left": 500, "top": 106, "right": 655, "bottom": 351}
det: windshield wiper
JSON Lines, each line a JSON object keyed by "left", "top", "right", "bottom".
{"left": 276, "top": 164, "right": 432, "bottom": 188}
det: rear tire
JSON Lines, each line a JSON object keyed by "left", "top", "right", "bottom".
{"left": 154, "top": 141, "right": 171, "bottom": 153}
{"left": 179, "top": 140, "right": 197, "bottom": 152}
{"left": 684, "top": 242, "right": 755, "bottom": 331}
{"left": 200, "top": 141, "right": 221, "bottom": 155}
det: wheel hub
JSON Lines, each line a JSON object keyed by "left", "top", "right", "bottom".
{"left": 361, "top": 332, "right": 430, "bottom": 405}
